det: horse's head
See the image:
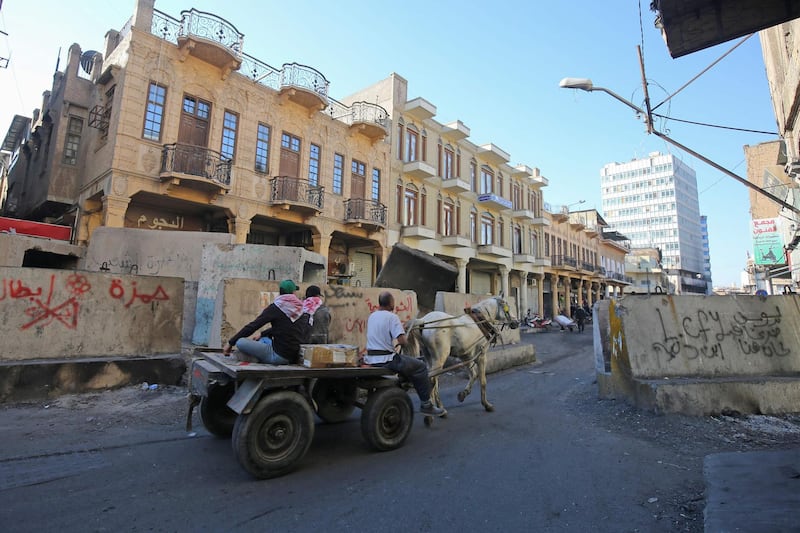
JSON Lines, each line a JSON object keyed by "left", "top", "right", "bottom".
{"left": 474, "top": 296, "right": 519, "bottom": 329}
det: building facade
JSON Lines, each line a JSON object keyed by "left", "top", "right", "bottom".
{"left": 759, "top": 22, "right": 800, "bottom": 290}
{"left": 1, "top": 0, "right": 630, "bottom": 313}
{"left": 601, "top": 151, "right": 707, "bottom": 294}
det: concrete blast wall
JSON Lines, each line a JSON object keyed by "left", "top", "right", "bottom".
{"left": 436, "top": 292, "right": 521, "bottom": 344}
{"left": 595, "top": 294, "right": 800, "bottom": 415}
{"left": 213, "top": 279, "right": 417, "bottom": 350}
{"left": 0, "top": 233, "right": 85, "bottom": 267}
{"left": 84, "top": 228, "right": 233, "bottom": 342}
{"left": 0, "top": 267, "right": 183, "bottom": 360}
{"left": 194, "top": 245, "right": 327, "bottom": 346}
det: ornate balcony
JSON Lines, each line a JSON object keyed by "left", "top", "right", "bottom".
{"left": 343, "top": 198, "right": 386, "bottom": 231}
{"left": 175, "top": 9, "right": 243, "bottom": 78}
{"left": 279, "top": 63, "right": 329, "bottom": 112}
{"left": 551, "top": 255, "right": 578, "bottom": 269}
{"left": 401, "top": 225, "right": 436, "bottom": 239}
{"left": 533, "top": 258, "right": 552, "bottom": 268}
{"left": 270, "top": 176, "right": 323, "bottom": 214}
{"left": 580, "top": 261, "right": 595, "bottom": 273}
{"left": 584, "top": 224, "right": 600, "bottom": 237}
{"left": 160, "top": 143, "right": 231, "bottom": 194}
{"left": 509, "top": 208, "right": 536, "bottom": 221}
{"left": 348, "top": 102, "right": 389, "bottom": 141}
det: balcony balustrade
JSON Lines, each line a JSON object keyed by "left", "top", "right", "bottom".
{"left": 279, "top": 62, "right": 329, "bottom": 110}
{"left": 160, "top": 143, "right": 231, "bottom": 193}
{"left": 270, "top": 176, "right": 323, "bottom": 213}
{"left": 344, "top": 198, "right": 386, "bottom": 231}
{"left": 328, "top": 99, "right": 388, "bottom": 141}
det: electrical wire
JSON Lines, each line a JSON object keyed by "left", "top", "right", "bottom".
{"left": 651, "top": 113, "right": 778, "bottom": 135}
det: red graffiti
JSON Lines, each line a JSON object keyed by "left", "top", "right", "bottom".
{"left": 345, "top": 318, "right": 366, "bottom": 333}
{"left": 65, "top": 274, "right": 91, "bottom": 297}
{"left": 22, "top": 297, "right": 80, "bottom": 330}
{"left": 109, "top": 279, "right": 170, "bottom": 308}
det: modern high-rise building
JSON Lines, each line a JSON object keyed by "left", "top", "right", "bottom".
{"left": 700, "top": 215, "right": 712, "bottom": 293}
{"left": 600, "top": 151, "right": 707, "bottom": 294}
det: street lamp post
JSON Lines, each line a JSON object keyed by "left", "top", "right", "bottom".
{"left": 558, "top": 76, "right": 800, "bottom": 215}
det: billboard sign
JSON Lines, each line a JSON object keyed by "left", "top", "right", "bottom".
{"left": 752, "top": 218, "right": 784, "bottom": 265}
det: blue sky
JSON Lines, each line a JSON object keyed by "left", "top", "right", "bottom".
{"left": 0, "top": 1, "right": 778, "bottom": 286}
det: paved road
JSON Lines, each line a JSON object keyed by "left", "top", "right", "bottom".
{"left": 0, "top": 329, "right": 767, "bottom": 532}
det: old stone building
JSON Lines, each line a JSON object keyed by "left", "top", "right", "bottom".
{"left": 1, "top": 0, "right": 630, "bottom": 313}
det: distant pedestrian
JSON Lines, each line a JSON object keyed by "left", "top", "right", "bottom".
{"left": 574, "top": 306, "right": 587, "bottom": 333}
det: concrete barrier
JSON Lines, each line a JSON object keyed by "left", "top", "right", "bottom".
{"left": 192, "top": 244, "right": 326, "bottom": 346}
{"left": 595, "top": 294, "right": 800, "bottom": 415}
{"left": 84, "top": 227, "right": 233, "bottom": 343}
{"left": 0, "top": 267, "right": 183, "bottom": 360}
{"left": 435, "top": 292, "right": 521, "bottom": 344}
{"left": 213, "top": 280, "right": 417, "bottom": 350}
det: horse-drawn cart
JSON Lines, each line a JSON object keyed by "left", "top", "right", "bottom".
{"left": 188, "top": 352, "right": 415, "bottom": 479}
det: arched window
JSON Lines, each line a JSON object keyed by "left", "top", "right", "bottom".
{"left": 513, "top": 224, "right": 522, "bottom": 254}
{"left": 480, "top": 213, "right": 494, "bottom": 245}
{"left": 404, "top": 124, "right": 419, "bottom": 162}
{"left": 470, "top": 207, "right": 478, "bottom": 242}
{"left": 480, "top": 165, "right": 494, "bottom": 195}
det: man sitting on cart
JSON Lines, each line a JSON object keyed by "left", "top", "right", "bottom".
{"left": 222, "top": 279, "right": 310, "bottom": 364}
{"left": 365, "top": 291, "right": 445, "bottom": 417}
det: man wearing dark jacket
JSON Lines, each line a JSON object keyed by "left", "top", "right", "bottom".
{"left": 222, "top": 279, "right": 309, "bottom": 364}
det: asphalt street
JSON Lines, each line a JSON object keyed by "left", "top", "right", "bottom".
{"left": 1, "top": 328, "right": 798, "bottom": 532}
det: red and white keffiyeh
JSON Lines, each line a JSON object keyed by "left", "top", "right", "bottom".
{"left": 273, "top": 294, "right": 304, "bottom": 322}
{"left": 302, "top": 296, "right": 323, "bottom": 325}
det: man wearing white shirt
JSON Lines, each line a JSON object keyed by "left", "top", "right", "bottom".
{"left": 365, "top": 291, "right": 444, "bottom": 417}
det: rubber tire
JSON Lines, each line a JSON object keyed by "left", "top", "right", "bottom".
{"left": 360, "top": 387, "right": 414, "bottom": 452}
{"left": 311, "top": 379, "right": 357, "bottom": 424}
{"left": 200, "top": 383, "right": 236, "bottom": 438}
{"left": 231, "top": 390, "right": 315, "bottom": 479}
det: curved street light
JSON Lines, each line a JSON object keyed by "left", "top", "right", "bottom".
{"left": 559, "top": 75, "right": 799, "bottom": 215}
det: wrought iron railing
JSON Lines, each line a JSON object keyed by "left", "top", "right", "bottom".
{"left": 344, "top": 198, "right": 387, "bottom": 226}
{"left": 152, "top": 10, "right": 182, "bottom": 44}
{"left": 270, "top": 176, "right": 324, "bottom": 209}
{"left": 581, "top": 261, "right": 594, "bottom": 272}
{"left": 327, "top": 99, "right": 388, "bottom": 131}
{"left": 178, "top": 8, "right": 243, "bottom": 58}
{"left": 240, "top": 52, "right": 281, "bottom": 89}
{"left": 595, "top": 265, "right": 607, "bottom": 275}
{"left": 280, "top": 62, "right": 329, "bottom": 102}
{"left": 161, "top": 143, "right": 231, "bottom": 186}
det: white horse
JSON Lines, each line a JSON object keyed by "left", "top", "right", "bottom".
{"left": 403, "top": 296, "right": 519, "bottom": 415}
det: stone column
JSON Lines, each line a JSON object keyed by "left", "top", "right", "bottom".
{"left": 312, "top": 232, "right": 332, "bottom": 257}
{"left": 455, "top": 259, "right": 468, "bottom": 294}
{"left": 231, "top": 217, "right": 251, "bottom": 244}
{"left": 499, "top": 266, "right": 509, "bottom": 298}
{"left": 564, "top": 276, "right": 572, "bottom": 316}
{"left": 536, "top": 273, "right": 545, "bottom": 315}
{"left": 550, "top": 273, "right": 559, "bottom": 317}
{"left": 102, "top": 195, "right": 130, "bottom": 228}
{"left": 518, "top": 271, "right": 529, "bottom": 317}
{"left": 577, "top": 279, "right": 584, "bottom": 308}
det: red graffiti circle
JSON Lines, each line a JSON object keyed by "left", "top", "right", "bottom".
{"left": 65, "top": 274, "right": 91, "bottom": 297}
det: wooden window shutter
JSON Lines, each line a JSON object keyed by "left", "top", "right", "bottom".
{"left": 437, "top": 199, "right": 442, "bottom": 233}
{"left": 396, "top": 183, "right": 403, "bottom": 224}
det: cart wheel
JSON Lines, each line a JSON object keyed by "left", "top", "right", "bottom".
{"left": 311, "top": 379, "right": 357, "bottom": 424}
{"left": 360, "top": 387, "right": 414, "bottom": 451}
{"left": 200, "top": 383, "right": 236, "bottom": 438}
{"left": 231, "top": 390, "right": 315, "bottom": 479}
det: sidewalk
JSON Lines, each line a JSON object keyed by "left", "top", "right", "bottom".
{"left": 704, "top": 448, "right": 800, "bottom": 532}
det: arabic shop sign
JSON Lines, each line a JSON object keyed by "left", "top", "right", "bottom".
{"left": 124, "top": 205, "right": 203, "bottom": 232}
{"left": 752, "top": 217, "right": 785, "bottom": 265}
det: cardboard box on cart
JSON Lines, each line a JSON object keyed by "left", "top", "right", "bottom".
{"left": 301, "top": 344, "right": 359, "bottom": 368}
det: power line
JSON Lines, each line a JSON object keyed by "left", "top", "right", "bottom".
{"left": 651, "top": 113, "right": 778, "bottom": 135}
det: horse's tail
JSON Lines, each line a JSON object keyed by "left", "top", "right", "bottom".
{"left": 403, "top": 318, "right": 425, "bottom": 359}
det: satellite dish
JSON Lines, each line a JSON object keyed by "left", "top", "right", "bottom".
{"left": 79, "top": 50, "right": 100, "bottom": 75}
